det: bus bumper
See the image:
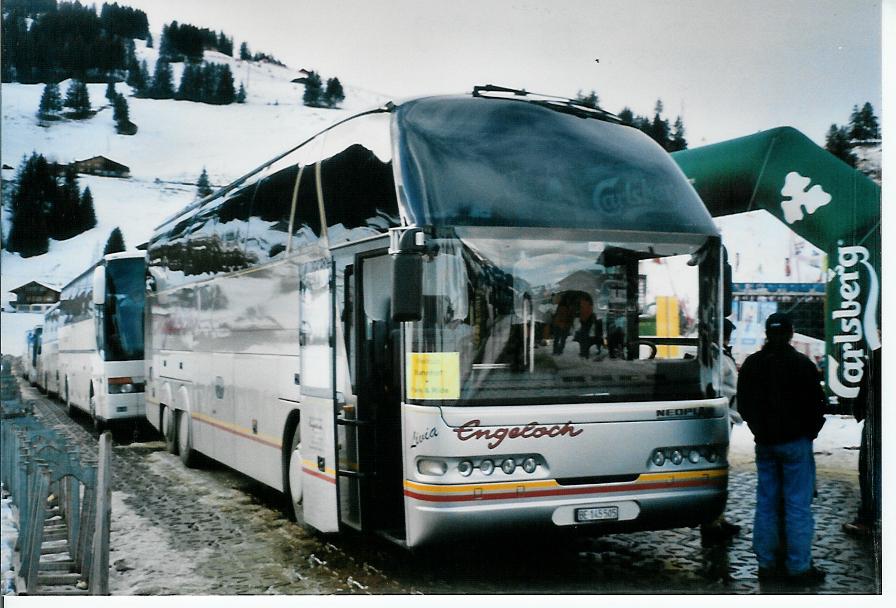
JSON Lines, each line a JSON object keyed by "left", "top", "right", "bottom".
{"left": 102, "top": 392, "right": 146, "bottom": 421}
{"left": 403, "top": 470, "right": 728, "bottom": 547}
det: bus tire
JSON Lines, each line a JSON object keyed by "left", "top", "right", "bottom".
{"left": 162, "top": 406, "right": 178, "bottom": 454}
{"left": 285, "top": 426, "right": 304, "bottom": 523}
{"left": 177, "top": 410, "right": 198, "bottom": 468}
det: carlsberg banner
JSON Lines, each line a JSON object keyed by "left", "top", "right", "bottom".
{"left": 673, "top": 127, "right": 881, "bottom": 401}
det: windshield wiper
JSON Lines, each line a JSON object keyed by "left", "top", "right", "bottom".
{"left": 472, "top": 84, "right": 621, "bottom": 123}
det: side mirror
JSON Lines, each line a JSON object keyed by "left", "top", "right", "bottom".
{"left": 92, "top": 266, "right": 106, "bottom": 306}
{"left": 391, "top": 252, "right": 423, "bottom": 322}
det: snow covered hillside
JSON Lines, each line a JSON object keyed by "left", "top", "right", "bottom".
{"left": 1, "top": 42, "right": 389, "bottom": 355}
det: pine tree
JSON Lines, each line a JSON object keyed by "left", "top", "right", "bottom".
{"left": 825, "top": 124, "right": 857, "bottom": 167}
{"left": 103, "top": 227, "right": 126, "bottom": 254}
{"left": 112, "top": 93, "right": 132, "bottom": 134}
{"left": 105, "top": 78, "right": 117, "bottom": 101}
{"left": 323, "top": 77, "right": 345, "bottom": 108}
{"left": 178, "top": 62, "right": 202, "bottom": 101}
{"left": 37, "top": 82, "right": 63, "bottom": 118}
{"left": 63, "top": 80, "right": 91, "bottom": 118}
{"left": 575, "top": 89, "right": 599, "bottom": 109}
{"left": 79, "top": 186, "right": 98, "bottom": 230}
{"left": 303, "top": 71, "right": 323, "bottom": 107}
{"left": 127, "top": 58, "right": 148, "bottom": 93}
{"left": 617, "top": 107, "right": 635, "bottom": 127}
{"left": 146, "top": 31, "right": 153, "bottom": 48}
{"left": 850, "top": 102, "right": 880, "bottom": 141}
{"left": 149, "top": 57, "right": 175, "bottom": 99}
{"left": 649, "top": 99, "right": 671, "bottom": 150}
{"left": 669, "top": 116, "right": 688, "bottom": 151}
{"left": 197, "top": 167, "right": 213, "bottom": 198}
{"left": 212, "top": 64, "right": 235, "bottom": 104}
{"left": 50, "top": 165, "right": 82, "bottom": 240}
{"left": 6, "top": 153, "right": 53, "bottom": 257}
{"left": 239, "top": 41, "right": 251, "bottom": 60}
{"left": 235, "top": 82, "right": 247, "bottom": 103}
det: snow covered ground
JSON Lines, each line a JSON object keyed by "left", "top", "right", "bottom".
{"left": 729, "top": 414, "right": 862, "bottom": 475}
{"left": 1, "top": 497, "right": 16, "bottom": 595}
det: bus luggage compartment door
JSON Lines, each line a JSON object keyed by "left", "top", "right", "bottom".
{"left": 299, "top": 259, "right": 340, "bottom": 533}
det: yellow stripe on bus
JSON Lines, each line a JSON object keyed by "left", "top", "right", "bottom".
{"left": 404, "top": 468, "right": 727, "bottom": 494}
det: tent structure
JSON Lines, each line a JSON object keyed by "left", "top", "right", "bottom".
{"left": 672, "top": 127, "right": 881, "bottom": 402}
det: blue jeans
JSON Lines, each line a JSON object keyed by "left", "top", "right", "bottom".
{"left": 753, "top": 438, "right": 816, "bottom": 574}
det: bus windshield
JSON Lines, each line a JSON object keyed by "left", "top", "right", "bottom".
{"left": 105, "top": 257, "right": 145, "bottom": 361}
{"left": 404, "top": 227, "right": 721, "bottom": 406}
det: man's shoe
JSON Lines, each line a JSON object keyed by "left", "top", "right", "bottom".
{"left": 787, "top": 565, "right": 826, "bottom": 587}
{"left": 842, "top": 520, "right": 872, "bottom": 537}
{"left": 757, "top": 567, "right": 783, "bottom": 583}
{"left": 719, "top": 520, "right": 741, "bottom": 536}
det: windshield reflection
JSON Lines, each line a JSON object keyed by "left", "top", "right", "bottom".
{"left": 405, "top": 229, "right": 718, "bottom": 405}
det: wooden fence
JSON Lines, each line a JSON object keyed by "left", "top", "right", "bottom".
{"left": 0, "top": 361, "right": 111, "bottom": 596}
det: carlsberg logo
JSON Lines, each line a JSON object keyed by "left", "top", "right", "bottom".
{"left": 827, "top": 244, "right": 881, "bottom": 398}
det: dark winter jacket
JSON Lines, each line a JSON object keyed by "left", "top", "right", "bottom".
{"left": 737, "top": 342, "right": 826, "bottom": 445}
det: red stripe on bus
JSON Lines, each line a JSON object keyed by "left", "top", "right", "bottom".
{"left": 403, "top": 477, "right": 726, "bottom": 503}
{"left": 191, "top": 415, "right": 281, "bottom": 449}
{"left": 302, "top": 467, "right": 337, "bottom": 484}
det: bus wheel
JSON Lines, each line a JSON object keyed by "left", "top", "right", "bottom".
{"left": 177, "top": 410, "right": 198, "bottom": 468}
{"left": 162, "top": 406, "right": 178, "bottom": 455}
{"left": 286, "top": 427, "right": 304, "bottom": 523}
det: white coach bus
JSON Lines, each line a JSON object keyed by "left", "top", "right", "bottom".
{"left": 24, "top": 324, "right": 43, "bottom": 386}
{"left": 57, "top": 252, "right": 146, "bottom": 429}
{"left": 37, "top": 303, "right": 60, "bottom": 396}
{"left": 145, "top": 87, "right": 731, "bottom": 548}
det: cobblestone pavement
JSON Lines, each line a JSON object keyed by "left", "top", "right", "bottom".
{"left": 17, "top": 377, "right": 881, "bottom": 596}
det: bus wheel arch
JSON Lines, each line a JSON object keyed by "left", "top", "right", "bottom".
{"left": 282, "top": 410, "right": 303, "bottom": 523}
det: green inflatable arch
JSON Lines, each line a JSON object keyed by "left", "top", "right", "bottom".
{"left": 672, "top": 127, "right": 881, "bottom": 401}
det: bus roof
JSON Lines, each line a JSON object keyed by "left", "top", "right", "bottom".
{"left": 153, "top": 90, "right": 718, "bottom": 239}
{"left": 393, "top": 95, "right": 718, "bottom": 235}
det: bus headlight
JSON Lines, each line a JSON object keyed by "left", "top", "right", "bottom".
{"left": 501, "top": 458, "right": 516, "bottom": 474}
{"left": 522, "top": 457, "right": 537, "bottom": 474}
{"left": 457, "top": 460, "right": 474, "bottom": 476}
{"left": 652, "top": 451, "right": 666, "bottom": 466}
{"left": 688, "top": 450, "right": 701, "bottom": 464}
{"left": 417, "top": 459, "right": 447, "bottom": 476}
{"left": 479, "top": 459, "right": 494, "bottom": 475}
{"left": 670, "top": 450, "right": 684, "bottom": 465}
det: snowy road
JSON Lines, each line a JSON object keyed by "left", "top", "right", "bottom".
{"left": 14, "top": 373, "right": 879, "bottom": 596}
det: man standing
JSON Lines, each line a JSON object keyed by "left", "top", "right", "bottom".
{"left": 737, "top": 312, "right": 826, "bottom": 585}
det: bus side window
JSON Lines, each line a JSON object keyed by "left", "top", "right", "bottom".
{"left": 215, "top": 177, "right": 259, "bottom": 271}
{"left": 316, "top": 113, "right": 400, "bottom": 244}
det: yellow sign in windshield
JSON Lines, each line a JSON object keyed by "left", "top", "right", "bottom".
{"left": 406, "top": 352, "right": 460, "bottom": 400}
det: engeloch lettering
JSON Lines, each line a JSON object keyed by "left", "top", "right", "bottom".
{"left": 453, "top": 419, "right": 583, "bottom": 450}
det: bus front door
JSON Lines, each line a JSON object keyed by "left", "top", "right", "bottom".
{"left": 299, "top": 258, "right": 340, "bottom": 533}
{"left": 353, "top": 251, "right": 405, "bottom": 538}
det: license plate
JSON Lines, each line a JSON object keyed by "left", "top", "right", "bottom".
{"left": 575, "top": 506, "right": 619, "bottom": 522}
